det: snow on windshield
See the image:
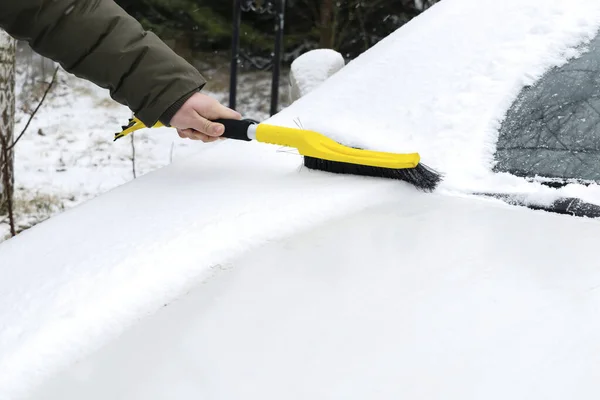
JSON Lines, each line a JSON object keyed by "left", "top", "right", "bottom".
{"left": 495, "top": 30, "right": 600, "bottom": 183}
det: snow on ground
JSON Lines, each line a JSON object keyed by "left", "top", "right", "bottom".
{"left": 1, "top": 57, "right": 286, "bottom": 240}
{"left": 13, "top": 71, "right": 184, "bottom": 200}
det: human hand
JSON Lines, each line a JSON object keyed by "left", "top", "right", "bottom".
{"left": 170, "top": 92, "right": 242, "bottom": 142}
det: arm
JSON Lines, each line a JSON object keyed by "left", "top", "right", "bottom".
{"left": 0, "top": 0, "right": 206, "bottom": 127}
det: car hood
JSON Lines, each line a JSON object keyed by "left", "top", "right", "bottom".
{"left": 10, "top": 171, "right": 600, "bottom": 400}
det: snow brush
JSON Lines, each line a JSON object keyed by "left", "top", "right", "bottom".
{"left": 114, "top": 117, "right": 442, "bottom": 191}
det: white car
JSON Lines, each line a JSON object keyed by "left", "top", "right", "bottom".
{"left": 2, "top": 0, "right": 600, "bottom": 399}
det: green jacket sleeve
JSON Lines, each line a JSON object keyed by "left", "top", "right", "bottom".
{"left": 0, "top": 0, "right": 207, "bottom": 127}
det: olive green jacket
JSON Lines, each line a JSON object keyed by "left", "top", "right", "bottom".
{"left": 0, "top": 0, "right": 207, "bottom": 127}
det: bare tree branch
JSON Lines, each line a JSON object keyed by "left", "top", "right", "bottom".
{"left": 8, "top": 65, "right": 59, "bottom": 152}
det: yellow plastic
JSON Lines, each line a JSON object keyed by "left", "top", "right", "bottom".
{"left": 113, "top": 117, "right": 163, "bottom": 141}
{"left": 114, "top": 117, "right": 420, "bottom": 169}
{"left": 256, "top": 124, "right": 420, "bottom": 169}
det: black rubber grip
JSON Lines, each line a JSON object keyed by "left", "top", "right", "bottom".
{"left": 213, "top": 118, "right": 256, "bottom": 141}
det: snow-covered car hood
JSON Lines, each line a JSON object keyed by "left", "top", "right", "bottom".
{"left": 2, "top": 0, "right": 600, "bottom": 398}
{"left": 15, "top": 190, "right": 600, "bottom": 400}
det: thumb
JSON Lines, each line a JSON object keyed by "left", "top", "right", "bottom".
{"left": 189, "top": 113, "right": 225, "bottom": 137}
{"left": 189, "top": 105, "right": 242, "bottom": 137}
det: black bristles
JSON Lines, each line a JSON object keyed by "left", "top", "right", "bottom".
{"left": 303, "top": 156, "right": 442, "bottom": 192}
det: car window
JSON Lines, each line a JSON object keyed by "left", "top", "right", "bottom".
{"left": 494, "top": 30, "right": 600, "bottom": 182}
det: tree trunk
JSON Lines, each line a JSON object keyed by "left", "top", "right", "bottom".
{"left": 319, "top": 0, "right": 335, "bottom": 48}
{"left": 0, "top": 30, "right": 16, "bottom": 215}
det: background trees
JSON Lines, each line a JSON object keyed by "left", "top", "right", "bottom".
{"left": 115, "top": 0, "right": 440, "bottom": 61}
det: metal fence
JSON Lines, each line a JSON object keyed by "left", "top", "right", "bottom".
{"left": 229, "top": 0, "right": 286, "bottom": 116}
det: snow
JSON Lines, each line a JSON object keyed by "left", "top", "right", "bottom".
{"left": 17, "top": 193, "right": 600, "bottom": 399}
{"left": 3, "top": 0, "right": 600, "bottom": 398}
{"left": 268, "top": 0, "right": 600, "bottom": 196}
{"left": 2, "top": 68, "right": 201, "bottom": 238}
{"left": 13, "top": 68, "right": 200, "bottom": 199}
{"left": 289, "top": 49, "right": 345, "bottom": 101}
{"left": 0, "top": 142, "right": 411, "bottom": 400}
{"left": 2, "top": 61, "right": 279, "bottom": 239}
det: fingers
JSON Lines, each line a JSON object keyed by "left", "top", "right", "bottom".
{"left": 213, "top": 104, "right": 243, "bottom": 121}
{"left": 177, "top": 128, "right": 220, "bottom": 143}
{"left": 169, "top": 92, "right": 245, "bottom": 142}
{"left": 188, "top": 105, "right": 242, "bottom": 136}
{"left": 188, "top": 114, "right": 225, "bottom": 137}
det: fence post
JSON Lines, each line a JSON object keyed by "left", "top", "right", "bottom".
{"left": 270, "top": 0, "right": 285, "bottom": 116}
{"left": 230, "top": 0, "right": 286, "bottom": 116}
{"left": 229, "top": 0, "right": 242, "bottom": 111}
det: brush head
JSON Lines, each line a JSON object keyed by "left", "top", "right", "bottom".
{"left": 303, "top": 156, "right": 442, "bottom": 192}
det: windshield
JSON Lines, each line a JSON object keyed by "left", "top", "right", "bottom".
{"left": 494, "top": 31, "right": 600, "bottom": 182}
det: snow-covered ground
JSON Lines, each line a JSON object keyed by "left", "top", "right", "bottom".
{"left": 2, "top": 57, "right": 287, "bottom": 240}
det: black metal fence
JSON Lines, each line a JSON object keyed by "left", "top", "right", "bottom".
{"left": 229, "top": 0, "right": 286, "bottom": 116}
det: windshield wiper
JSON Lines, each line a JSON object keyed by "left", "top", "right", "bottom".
{"left": 475, "top": 193, "right": 600, "bottom": 218}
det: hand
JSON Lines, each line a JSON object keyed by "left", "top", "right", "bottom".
{"left": 170, "top": 92, "right": 242, "bottom": 142}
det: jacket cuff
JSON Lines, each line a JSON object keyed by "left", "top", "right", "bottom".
{"left": 158, "top": 84, "right": 204, "bottom": 127}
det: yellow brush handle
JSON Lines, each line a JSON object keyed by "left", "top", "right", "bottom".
{"left": 114, "top": 117, "right": 420, "bottom": 169}
{"left": 256, "top": 124, "right": 420, "bottom": 169}
{"left": 114, "top": 117, "right": 162, "bottom": 141}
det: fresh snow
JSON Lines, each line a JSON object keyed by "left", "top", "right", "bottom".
{"left": 3, "top": 0, "right": 600, "bottom": 398}
{"left": 3, "top": 67, "right": 199, "bottom": 239}
{"left": 289, "top": 48, "right": 345, "bottom": 101}
{"left": 0, "top": 143, "right": 410, "bottom": 400}
{"left": 12, "top": 70, "right": 197, "bottom": 202}
{"left": 268, "top": 0, "right": 600, "bottom": 198}
{"left": 21, "top": 193, "right": 600, "bottom": 400}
